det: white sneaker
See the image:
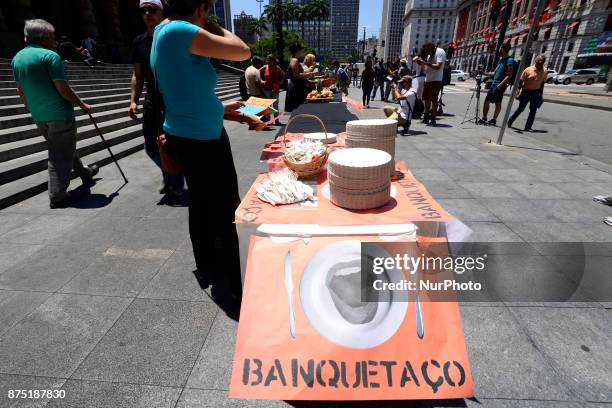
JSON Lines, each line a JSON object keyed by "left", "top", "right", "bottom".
{"left": 593, "top": 195, "right": 612, "bottom": 205}
{"left": 604, "top": 216, "right": 612, "bottom": 226}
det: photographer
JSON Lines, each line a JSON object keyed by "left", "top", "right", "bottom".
{"left": 417, "top": 42, "right": 446, "bottom": 126}
{"left": 480, "top": 43, "right": 514, "bottom": 126}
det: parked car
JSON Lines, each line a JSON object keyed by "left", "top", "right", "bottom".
{"left": 553, "top": 69, "right": 599, "bottom": 85}
{"left": 451, "top": 69, "right": 468, "bottom": 81}
{"left": 546, "top": 69, "right": 558, "bottom": 83}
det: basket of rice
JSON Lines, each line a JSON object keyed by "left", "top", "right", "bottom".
{"left": 281, "top": 114, "right": 330, "bottom": 178}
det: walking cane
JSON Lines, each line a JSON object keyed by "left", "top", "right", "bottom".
{"left": 87, "top": 112, "right": 128, "bottom": 184}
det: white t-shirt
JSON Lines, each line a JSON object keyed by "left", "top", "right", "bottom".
{"left": 245, "top": 65, "right": 262, "bottom": 96}
{"left": 425, "top": 48, "right": 446, "bottom": 83}
{"left": 399, "top": 88, "right": 417, "bottom": 120}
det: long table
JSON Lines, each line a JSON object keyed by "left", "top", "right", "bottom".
{"left": 230, "top": 102, "right": 474, "bottom": 402}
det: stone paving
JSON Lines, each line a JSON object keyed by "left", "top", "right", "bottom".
{"left": 0, "top": 89, "right": 610, "bottom": 407}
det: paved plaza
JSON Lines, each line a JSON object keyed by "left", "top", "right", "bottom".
{"left": 0, "top": 87, "right": 611, "bottom": 407}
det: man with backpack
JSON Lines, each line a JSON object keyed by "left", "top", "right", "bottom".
{"left": 372, "top": 60, "right": 386, "bottom": 100}
{"left": 480, "top": 42, "right": 514, "bottom": 126}
{"left": 385, "top": 76, "right": 420, "bottom": 135}
{"left": 337, "top": 63, "right": 350, "bottom": 96}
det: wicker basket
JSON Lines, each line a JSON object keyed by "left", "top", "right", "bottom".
{"left": 281, "top": 114, "right": 330, "bottom": 179}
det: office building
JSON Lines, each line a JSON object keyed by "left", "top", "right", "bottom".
{"left": 378, "top": 0, "right": 407, "bottom": 61}
{"left": 213, "top": 0, "right": 232, "bottom": 30}
{"left": 450, "top": 0, "right": 611, "bottom": 73}
{"left": 234, "top": 12, "right": 256, "bottom": 44}
{"left": 401, "top": 0, "right": 457, "bottom": 59}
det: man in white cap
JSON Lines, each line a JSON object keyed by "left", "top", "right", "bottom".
{"left": 129, "top": 0, "right": 184, "bottom": 197}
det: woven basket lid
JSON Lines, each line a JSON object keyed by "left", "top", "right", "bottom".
{"left": 346, "top": 119, "right": 398, "bottom": 128}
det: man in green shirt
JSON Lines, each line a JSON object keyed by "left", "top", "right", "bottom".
{"left": 12, "top": 19, "right": 98, "bottom": 208}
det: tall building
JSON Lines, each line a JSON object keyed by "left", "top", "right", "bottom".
{"left": 401, "top": 0, "right": 457, "bottom": 59}
{"left": 450, "top": 0, "right": 611, "bottom": 74}
{"left": 234, "top": 12, "right": 256, "bottom": 44}
{"left": 330, "top": 0, "right": 360, "bottom": 59}
{"left": 282, "top": 0, "right": 359, "bottom": 59}
{"left": 213, "top": 0, "right": 232, "bottom": 30}
{"left": 378, "top": 0, "right": 407, "bottom": 61}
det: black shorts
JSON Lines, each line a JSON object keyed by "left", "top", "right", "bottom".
{"left": 485, "top": 85, "right": 506, "bottom": 103}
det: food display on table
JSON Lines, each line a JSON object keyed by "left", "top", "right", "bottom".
{"left": 255, "top": 169, "right": 315, "bottom": 206}
{"left": 306, "top": 88, "right": 334, "bottom": 102}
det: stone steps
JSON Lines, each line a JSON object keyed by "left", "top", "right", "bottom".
{"left": 0, "top": 59, "right": 243, "bottom": 209}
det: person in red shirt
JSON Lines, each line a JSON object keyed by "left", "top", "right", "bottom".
{"left": 260, "top": 54, "right": 284, "bottom": 126}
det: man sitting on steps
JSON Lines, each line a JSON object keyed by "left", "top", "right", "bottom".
{"left": 12, "top": 19, "right": 98, "bottom": 209}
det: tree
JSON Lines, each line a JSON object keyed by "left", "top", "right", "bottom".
{"left": 250, "top": 17, "right": 269, "bottom": 55}
{"left": 309, "top": 0, "right": 330, "bottom": 54}
{"left": 207, "top": 15, "right": 221, "bottom": 25}
{"left": 282, "top": 2, "right": 297, "bottom": 32}
{"left": 294, "top": 4, "right": 311, "bottom": 41}
{"left": 263, "top": 3, "right": 282, "bottom": 33}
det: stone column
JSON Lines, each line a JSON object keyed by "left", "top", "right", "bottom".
{"left": 79, "top": 0, "right": 99, "bottom": 38}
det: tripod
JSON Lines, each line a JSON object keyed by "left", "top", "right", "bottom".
{"left": 461, "top": 78, "right": 484, "bottom": 125}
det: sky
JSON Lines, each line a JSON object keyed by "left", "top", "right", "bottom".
{"left": 229, "top": 0, "right": 383, "bottom": 38}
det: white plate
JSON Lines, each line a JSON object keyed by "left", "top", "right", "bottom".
{"left": 329, "top": 148, "right": 391, "bottom": 167}
{"left": 304, "top": 132, "right": 337, "bottom": 144}
{"left": 300, "top": 240, "right": 409, "bottom": 349}
{"left": 321, "top": 183, "right": 397, "bottom": 201}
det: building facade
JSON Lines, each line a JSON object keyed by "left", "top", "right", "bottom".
{"left": 330, "top": 0, "right": 360, "bottom": 59}
{"left": 379, "top": 0, "right": 407, "bottom": 61}
{"left": 357, "top": 35, "right": 380, "bottom": 59}
{"left": 213, "top": 0, "right": 232, "bottom": 31}
{"left": 401, "top": 0, "right": 457, "bottom": 58}
{"left": 450, "top": 0, "right": 611, "bottom": 74}
{"left": 233, "top": 12, "right": 256, "bottom": 44}
{"left": 283, "top": 0, "right": 358, "bottom": 59}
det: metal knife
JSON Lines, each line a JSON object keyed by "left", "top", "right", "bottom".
{"left": 284, "top": 251, "right": 296, "bottom": 338}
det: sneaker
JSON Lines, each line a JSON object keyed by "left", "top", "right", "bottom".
{"left": 82, "top": 164, "right": 99, "bottom": 187}
{"left": 523, "top": 128, "right": 533, "bottom": 132}
{"left": 507, "top": 119, "right": 514, "bottom": 128}
{"left": 487, "top": 118, "right": 497, "bottom": 126}
{"left": 422, "top": 113, "right": 430, "bottom": 124}
{"left": 50, "top": 194, "right": 79, "bottom": 209}
{"left": 429, "top": 117, "right": 437, "bottom": 126}
{"left": 604, "top": 216, "right": 612, "bottom": 227}
{"left": 594, "top": 195, "right": 612, "bottom": 205}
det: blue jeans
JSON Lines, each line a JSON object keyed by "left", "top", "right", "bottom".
{"left": 509, "top": 89, "right": 542, "bottom": 130}
{"left": 372, "top": 81, "right": 384, "bottom": 99}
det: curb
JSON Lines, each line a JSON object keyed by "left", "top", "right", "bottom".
{"left": 468, "top": 88, "right": 612, "bottom": 112}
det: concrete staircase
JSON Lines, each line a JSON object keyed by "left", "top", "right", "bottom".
{"left": 0, "top": 58, "right": 242, "bottom": 209}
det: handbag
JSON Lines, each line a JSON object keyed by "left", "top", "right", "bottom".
{"left": 152, "top": 27, "right": 182, "bottom": 176}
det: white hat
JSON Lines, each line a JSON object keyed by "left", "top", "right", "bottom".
{"left": 140, "top": 0, "right": 163, "bottom": 9}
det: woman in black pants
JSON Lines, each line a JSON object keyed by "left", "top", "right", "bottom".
{"left": 151, "top": 0, "right": 255, "bottom": 309}
{"left": 360, "top": 60, "right": 374, "bottom": 108}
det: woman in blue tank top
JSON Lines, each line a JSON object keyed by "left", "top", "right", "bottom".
{"left": 151, "top": 0, "right": 253, "bottom": 313}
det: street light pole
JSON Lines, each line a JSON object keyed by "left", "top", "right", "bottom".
{"left": 496, "top": 0, "right": 548, "bottom": 145}
{"left": 256, "top": 0, "right": 264, "bottom": 18}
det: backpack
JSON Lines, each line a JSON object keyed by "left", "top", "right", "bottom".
{"left": 338, "top": 68, "right": 350, "bottom": 85}
{"left": 404, "top": 90, "right": 424, "bottom": 120}
{"left": 239, "top": 74, "right": 248, "bottom": 101}
{"left": 508, "top": 59, "right": 519, "bottom": 86}
{"left": 411, "top": 98, "right": 425, "bottom": 119}
{"left": 442, "top": 65, "right": 452, "bottom": 86}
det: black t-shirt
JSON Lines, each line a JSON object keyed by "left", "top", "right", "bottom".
{"left": 131, "top": 32, "right": 156, "bottom": 97}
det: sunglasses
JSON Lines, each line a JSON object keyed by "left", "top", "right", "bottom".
{"left": 140, "top": 6, "right": 160, "bottom": 15}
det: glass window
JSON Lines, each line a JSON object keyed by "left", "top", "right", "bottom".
{"left": 567, "top": 42, "right": 574, "bottom": 51}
